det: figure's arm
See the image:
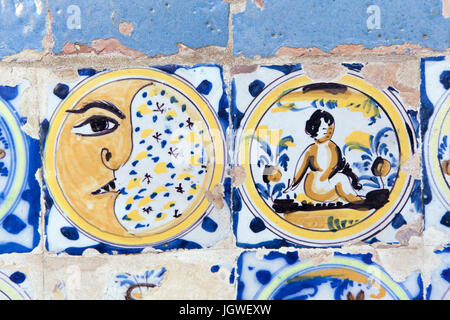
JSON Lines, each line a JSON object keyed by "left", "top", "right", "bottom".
{"left": 290, "top": 146, "right": 313, "bottom": 190}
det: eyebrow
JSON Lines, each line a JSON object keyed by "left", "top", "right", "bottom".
{"left": 66, "top": 100, "right": 126, "bottom": 119}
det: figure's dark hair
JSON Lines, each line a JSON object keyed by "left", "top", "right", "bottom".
{"left": 305, "top": 109, "right": 334, "bottom": 138}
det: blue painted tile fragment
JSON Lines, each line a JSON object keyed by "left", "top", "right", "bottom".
{"left": 233, "top": 0, "right": 450, "bottom": 57}
{"left": 50, "top": 0, "right": 229, "bottom": 56}
{"left": 0, "top": 97, "right": 41, "bottom": 254}
{"left": 210, "top": 264, "right": 220, "bottom": 273}
{"left": 53, "top": 83, "right": 69, "bottom": 99}
{"left": 0, "top": 0, "right": 46, "bottom": 58}
{"left": 2, "top": 214, "right": 26, "bottom": 235}
{"left": 60, "top": 226, "right": 79, "bottom": 241}
{"left": 0, "top": 86, "right": 19, "bottom": 101}
{"left": 201, "top": 216, "right": 218, "bottom": 233}
{"left": 9, "top": 271, "right": 26, "bottom": 284}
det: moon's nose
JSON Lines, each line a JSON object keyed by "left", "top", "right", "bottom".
{"left": 101, "top": 148, "right": 115, "bottom": 170}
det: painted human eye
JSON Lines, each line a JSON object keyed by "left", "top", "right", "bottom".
{"left": 72, "top": 115, "right": 119, "bottom": 136}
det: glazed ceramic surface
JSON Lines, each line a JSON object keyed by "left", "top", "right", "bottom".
{"left": 0, "top": 86, "right": 40, "bottom": 254}
{"left": 237, "top": 251, "right": 422, "bottom": 300}
{"left": 104, "top": 267, "right": 166, "bottom": 300}
{"left": 0, "top": 270, "right": 31, "bottom": 300}
{"left": 421, "top": 57, "right": 450, "bottom": 235}
{"left": 44, "top": 65, "right": 230, "bottom": 254}
{"left": 232, "top": 65, "right": 420, "bottom": 247}
{"left": 427, "top": 247, "right": 450, "bottom": 300}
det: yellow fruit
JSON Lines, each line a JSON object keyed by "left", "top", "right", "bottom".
{"left": 371, "top": 157, "right": 391, "bottom": 177}
{"left": 263, "top": 165, "right": 282, "bottom": 183}
{"left": 441, "top": 160, "right": 450, "bottom": 175}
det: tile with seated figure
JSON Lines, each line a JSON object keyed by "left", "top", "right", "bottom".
{"left": 420, "top": 57, "right": 450, "bottom": 237}
{"left": 43, "top": 65, "right": 231, "bottom": 254}
{"left": 236, "top": 251, "right": 423, "bottom": 300}
{"left": 0, "top": 85, "right": 41, "bottom": 254}
{"left": 231, "top": 64, "right": 421, "bottom": 248}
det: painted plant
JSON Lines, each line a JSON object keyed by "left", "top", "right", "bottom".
{"left": 106, "top": 268, "right": 166, "bottom": 300}
{"left": 343, "top": 127, "right": 398, "bottom": 191}
{"left": 250, "top": 126, "right": 296, "bottom": 203}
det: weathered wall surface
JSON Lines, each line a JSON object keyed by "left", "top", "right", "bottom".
{"left": 0, "top": 0, "right": 448, "bottom": 300}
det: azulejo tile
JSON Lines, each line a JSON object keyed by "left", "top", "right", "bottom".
{"left": 426, "top": 247, "right": 450, "bottom": 300}
{"left": 43, "top": 65, "right": 230, "bottom": 254}
{"left": 420, "top": 57, "right": 450, "bottom": 236}
{"left": 0, "top": 85, "right": 41, "bottom": 254}
{"left": 49, "top": 0, "right": 229, "bottom": 56}
{"left": 236, "top": 251, "right": 423, "bottom": 300}
{"left": 232, "top": 0, "right": 450, "bottom": 57}
{"left": 0, "top": 0, "right": 46, "bottom": 58}
{"left": 0, "top": 269, "right": 32, "bottom": 300}
{"left": 104, "top": 267, "right": 166, "bottom": 300}
{"left": 231, "top": 64, "right": 421, "bottom": 248}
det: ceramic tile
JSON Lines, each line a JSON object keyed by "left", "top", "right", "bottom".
{"left": 426, "top": 247, "right": 450, "bottom": 300}
{"left": 232, "top": 0, "right": 450, "bottom": 57}
{"left": 0, "top": 85, "right": 41, "bottom": 254}
{"left": 236, "top": 251, "right": 423, "bottom": 300}
{"left": 103, "top": 267, "right": 166, "bottom": 300}
{"left": 0, "top": 268, "right": 33, "bottom": 300}
{"left": 209, "top": 261, "right": 237, "bottom": 286}
{"left": 0, "top": 0, "right": 46, "bottom": 58}
{"left": 231, "top": 64, "right": 421, "bottom": 248}
{"left": 49, "top": 0, "right": 229, "bottom": 56}
{"left": 420, "top": 57, "right": 450, "bottom": 237}
{"left": 43, "top": 65, "right": 230, "bottom": 254}
{"left": 43, "top": 250, "right": 236, "bottom": 299}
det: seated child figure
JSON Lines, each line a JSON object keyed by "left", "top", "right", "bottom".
{"left": 287, "top": 109, "right": 364, "bottom": 204}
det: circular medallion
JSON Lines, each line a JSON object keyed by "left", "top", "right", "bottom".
{"left": 0, "top": 271, "right": 30, "bottom": 300}
{"left": 236, "top": 72, "right": 415, "bottom": 246}
{"left": 255, "top": 256, "right": 410, "bottom": 300}
{"left": 424, "top": 90, "right": 450, "bottom": 209}
{"left": 44, "top": 69, "right": 225, "bottom": 247}
{"left": 0, "top": 98, "right": 27, "bottom": 223}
